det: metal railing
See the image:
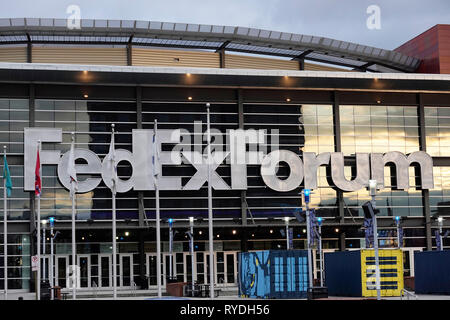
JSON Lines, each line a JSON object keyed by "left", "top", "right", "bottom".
{"left": 131, "top": 281, "right": 137, "bottom": 297}
{"left": 92, "top": 281, "right": 98, "bottom": 299}
{"left": 401, "top": 288, "right": 418, "bottom": 300}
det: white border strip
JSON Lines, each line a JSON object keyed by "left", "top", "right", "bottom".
{"left": 0, "top": 62, "right": 449, "bottom": 82}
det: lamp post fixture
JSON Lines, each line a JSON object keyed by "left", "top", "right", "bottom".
{"left": 438, "top": 217, "right": 444, "bottom": 251}
{"left": 317, "top": 217, "right": 324, "bottom": 287}
{"left": 394, "top": 216, "right": 401, "bottom": 248}
{"left": 41, "top": 219, "right": 48, "bottom": 283}
{"left": 189, "top": 217, "right": 195, "bottom": 295}
{"left": 49, "top": 217, "right": 55, "bottom": 300}
{"left": 369, "top": 180, "right": 381, "bottom": 301}
{"left": 302, "top": 189, "right": 313, "bottom": 292}
{"left": 168, "top": 218, "right": 174, "bottom": 279}
{"left": 284, "top": 217, "right": 290, "bottom": 250}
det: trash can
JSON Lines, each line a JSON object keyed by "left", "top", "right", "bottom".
{"left": 40, "top": 280, "right": 51, "bottom": 300}
{"left": 166, "top": 277, "right": 188, "bottom": 297}
{"left": 51, "top": 286, "right": 62, "bottom": 300}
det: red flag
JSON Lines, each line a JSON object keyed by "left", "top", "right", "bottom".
{"left": 35, "top": 149, "right": 41, "bottom": 196}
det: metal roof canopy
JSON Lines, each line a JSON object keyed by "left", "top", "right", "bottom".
{"left": 0, "top": 18, "right": 421, "bottom": 73}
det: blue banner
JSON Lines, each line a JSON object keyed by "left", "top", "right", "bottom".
{"left": 435, "top": 229, "right": 442, "bottom": 251}
{"left": 288, "top": 227, "right": 293, "bottom": 250}
{"left": 398, "top": 227, "right": 403, "bottom": 248}
{"left": 364, "top": 218, "right": 374, "bottom": 248}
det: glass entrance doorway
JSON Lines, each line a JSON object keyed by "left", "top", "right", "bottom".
{"left": 54, "top": 255, "right": 69, "bottom": 288}
{"left": 99, "top": 254, "right": 112, "bottom": 288}
{"left": 146, "top": 253, "right": 164, "bottom": 288}
{"left": 119, "top": 254, "right": 133, "bottom": 288}
{"left": 77, "top": 255, "right": 91, "bottom": 288}
{"left": 146, "top": 251, "right": 238, "bottom": 289}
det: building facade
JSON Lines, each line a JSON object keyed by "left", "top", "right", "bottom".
{"left": 0, "top": 19, "right": 448, "bottom": 293}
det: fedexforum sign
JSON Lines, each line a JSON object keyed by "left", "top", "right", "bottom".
{"left": 23, "top": 128, "right": 434, "bottom": 193}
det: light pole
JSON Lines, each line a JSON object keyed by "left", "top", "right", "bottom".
{"left": 284, "top": 217, "right": 290, "bottom": 250}
{"left": 303, "top": 189, "right": 313, "bottom": 291}
{"left": 206, "top": 102, "right": 215, "bottom": 299}
{"left": 317, "top": 217, "right": 324, "bottom": 287}
{"left": 41, "top": 219, "right": 47, "bottom": 283}
{"left": 49, "top": 217, "right": 55, "bottom": 300}
{"left": 438, "top": 217, "right": 444, "bottom": 251}
{"left": 189, "top": 217, "right": 195, "bottom": 295}
{"left": 394, "top": 216, "right": 401, "bottom": 248}
{"left": 168, "top": 218, "right": 173, "bottom": 280}
{"left": 369, "top": 180, "right": 381, "bottom": 300}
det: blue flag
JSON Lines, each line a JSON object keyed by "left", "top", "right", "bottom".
{"left": 3, "top": 155, "right": 12, "bottom": 197}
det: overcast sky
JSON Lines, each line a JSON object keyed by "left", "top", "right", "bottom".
{"left": 1, "top": 0, "right": 449, "bottom": 49}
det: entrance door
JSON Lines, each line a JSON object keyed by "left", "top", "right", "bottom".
{"left": 55, "top": 255, "right": 69, "bottom": 288}
{"left": 120, "top": 254, "right": 133, "bottom": 287}
{"left": 184, "top": 252, "right": 196, "bottom": 283}
{"left": 216, "top": 252, "right": 225, "bottom": 285}
{"left": 196, "top": 252, "right": 205, "bottom": 284}
{"left": 225, "top": 252, "right": 237, "bottom": 285}
{"left": 99, "top": 254, "right": 112, "bottom": 288}
{"left": 146, "top": 253, "right": 166, "bottom": 288}
{"left": 77, "top": 255, "right": 91, "bottom": 288}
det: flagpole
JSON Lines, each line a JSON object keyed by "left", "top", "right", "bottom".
{"left": 206, "top": 103, "right": 214, "bottom": 299}
{"left": 154, "top": 120, "right": 162, "bottom": 298}
{"left": 71, "top": 133, "right": 76, "bottom": 300}
{"left": 36, "top": 140, "right": 41, "bottom": 301}
{"left": 111, "top": 124, "right": 117, "bottom": 300}
{"left": 3, "top": 146, "right": 7, "bottom": 300}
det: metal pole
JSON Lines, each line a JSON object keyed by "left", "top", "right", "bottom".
{"left": 43, "top": 225, "right": 46, "bottom": 281}
{"left": 306, "top": 202, "right": 313, "bottom": 290}
{"left": 50, "top": 223, "right": 54, "bottom": 300}
{"left": 111, "top": 124, "right": 117, "bottom": 300}
{"left": 71, "top": 180, "right": 76, "bottom": 299}
{"left": 370, "top": 182, "right": 381, "bottom": 301}
{"left": 319, "top": 224, "right": 323, "bottom": 287}
{"left": 70, "top": 132, "right": 77, "bottom": 300}
{"left": 154, "top": 120, "right": 162, "bottom": 298}
{"left": 206, "top": 103, "right": 215, "bottom": 299}
{"left": 284, "top": 217, "right": 290, "bottom": 250}
{"left": 3, "top": 146, "right": 7, "bottom": 300}
{"left": 190, "top": 218, "right": 195, "bottom": 295}
{"left": 286, "top": 224, "right": 289, "bottom": 250}
{"left": 169, "top": 222, "right": 173, "bottom": 279}
{"left": 396, "top": 219, "right": 401, "bottom": 249}
{"left": 438, "top": 218, "right": 443, "bottom": 251}
{"left": 37, "top": 140, "right": 41, "bottom": 300}
{"left": 112, "top": 190, "right": 117, "bottom": 299}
